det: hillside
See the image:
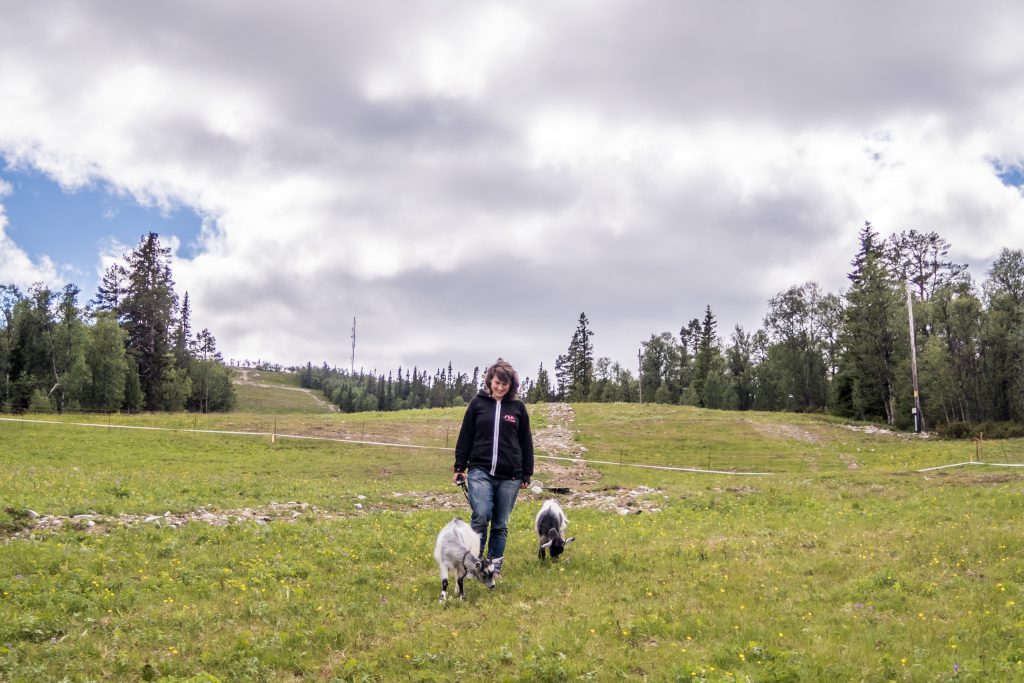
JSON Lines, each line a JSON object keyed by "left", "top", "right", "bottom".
{"left": 231, "top": 367, "right": 337, "bottom": 413}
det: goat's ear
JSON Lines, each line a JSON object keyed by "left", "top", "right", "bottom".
{"left": 565, "top": 537, "right": 576, "bottom": 544}
{"left": 540, "top": 540, "right": 554, "bottom": 549}
{"left": 475, "top": 560, "right": 483, "bottom": 570}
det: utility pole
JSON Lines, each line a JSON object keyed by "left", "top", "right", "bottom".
{"left": 350, "top": 317, "right": 356, "bottom": 375}
{"left": 906, "top": 287, "right": 923, "bottom": 432}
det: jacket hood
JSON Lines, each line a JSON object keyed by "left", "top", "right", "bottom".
{"left": 477, "top": 388, "right": 520, "bottom": 401}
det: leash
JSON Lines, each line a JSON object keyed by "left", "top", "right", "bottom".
{"left": 455, "top": 474, "right": 470, "bottom": 504}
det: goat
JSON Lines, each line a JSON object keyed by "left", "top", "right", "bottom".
{"left": 535, "top": 499, "right": 575, "bottom": 560}
{"left": 433, "top": 517, "right": 496, "bottom": 601}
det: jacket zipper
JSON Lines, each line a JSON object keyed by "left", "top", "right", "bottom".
{"left": 490, "top": 399, "right": 501, "bottom": 475}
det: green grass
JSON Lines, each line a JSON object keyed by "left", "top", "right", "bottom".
{"left": 231, "top": 370, "right": 335, "bottom": 414}
{"left": 573, "top": 403, "right": 1009, "bottom": 477}
{"left": 3, "top": 406, "right": 1024, "bottom": 681}
{"left": 232, "top": 383, "right": 334, "bottom": 414}
{"left": 2, "top": 406, "right": 473, "bottom": 450}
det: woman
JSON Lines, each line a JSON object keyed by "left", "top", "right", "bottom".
{"left": 453, "top": 358, "right": 534, "bottom": 578}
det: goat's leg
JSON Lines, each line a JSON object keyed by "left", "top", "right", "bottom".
{"left": 456, "top": 569, "right": 466, "bottom": 600}
{"left": 538, "top": 544, "right": 546, "bottom": 560}
{"left": 439, "top": 565, "right": 449, "bottom": 602}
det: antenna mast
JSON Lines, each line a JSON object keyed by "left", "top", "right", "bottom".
{"left": 350, "top": 317, "right": 356, "bottom": 374}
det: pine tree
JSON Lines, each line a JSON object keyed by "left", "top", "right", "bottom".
{"left": 838, "top": 222, "right": 903, "bottom": 423}
{"left": 528, "top": 363, "right": 553, "bottom": 403}
{"left": 565, "top": 312, "right": 594, "bottom": 402}
{"left": 91, "top": 263, "right": 128, "bottom": 312}
{"left": 553, "top": 353, "right": 568, "bottom": 400}
{"left": 692, "top": 305, "right": 725, "bottom": 408}
{"left": 173, "top": 292, "right": 194, "bottom": 368}
{"left": 119, "top": 232, "right": 180, "bottom": 411}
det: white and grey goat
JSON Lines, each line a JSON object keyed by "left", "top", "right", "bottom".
{"left": 433, "top": 517, "right": 496, "bottom": 601}
{"left": 535, "top": 499, "right": 575, "bottom": 560}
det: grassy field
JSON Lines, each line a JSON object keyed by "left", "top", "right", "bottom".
{"left": 3, "top": 404, "right": 1024, "bottom": 681}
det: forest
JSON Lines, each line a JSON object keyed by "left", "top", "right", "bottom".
{"left": 0, "top": 232, "right": 234, "bottom": 414}
{"left": 4, "top": 224, "right": 1023, "bottom": 435}
{"left": 288, "top": 223, "right": 1024, "bottom": 434}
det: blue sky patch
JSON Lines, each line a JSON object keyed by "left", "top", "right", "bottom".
{"left": 991, "top": 159, "right": 1024, "bottom": 188}
{"left": 1, "top": 162, "right": 204, "bottom": 294}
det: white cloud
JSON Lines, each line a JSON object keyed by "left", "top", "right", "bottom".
{"left": 0, "top": 177, "right": 65, "bottom": 287}
{"left": 0, "top": 225, "right": 64, "bottom": 291}
{"left": 2, "top": 0, "right": 1024, "bottom": 374}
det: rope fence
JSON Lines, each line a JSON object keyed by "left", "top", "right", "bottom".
{"left": 0, "top": 416, "right": 772, "bottom": 476}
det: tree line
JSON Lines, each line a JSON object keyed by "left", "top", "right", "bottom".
{"left": 293, "top": 361, "right": 482, "bottom": 413}
{"left": 0, "top": 232, "right": 234, "bottom": 413}
{"left": 539, "top": 224, "right": 1024, "bottom": 435}
{"left": 264, "top": 223, "right": 1024, "bottom": 435}
{"left": 7, "top": 225, "right": 1019, "bottom": 435}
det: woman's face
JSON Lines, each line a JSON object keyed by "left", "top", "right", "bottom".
{"left": 490, "top": 376, "right": 510, "bottom": 400}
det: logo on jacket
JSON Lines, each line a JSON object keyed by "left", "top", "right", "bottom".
{"left": 503, "top": 414, "right": 517, "bottom": 424}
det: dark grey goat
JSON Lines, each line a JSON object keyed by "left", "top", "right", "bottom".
{"left": 535, "top": 499, "right": 575, "bottom": 560}
{"left": 433, "top": 517, "right": 496, "bottom": 601}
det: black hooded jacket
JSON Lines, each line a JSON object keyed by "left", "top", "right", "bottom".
{"left": 454, "top": 390, "right": 534, "bottom": 481}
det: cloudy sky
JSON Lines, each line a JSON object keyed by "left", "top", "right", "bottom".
{"left": 2, "top": 1, "right": 1024, "bottom": 381}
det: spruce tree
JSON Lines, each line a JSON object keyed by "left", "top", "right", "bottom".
{"left": 565, "top": 312, "right": 594, "bottom": 402}
{"left": 92, "top": 263, "right": 129, "bottom": 313}
{"left": 839, "top": 222, "right": 903, "bottom": 423}
{"left": 173, "top": 291, "right": 194, "bottom": 368}
{"left": 692, "top": 305, "right": 725, "bottom": 408}
{"left": 529, "top": 363, "right": 553, "bottom": 403}
{"left": 119, "top": 232, "right": 179, "bottom": 411}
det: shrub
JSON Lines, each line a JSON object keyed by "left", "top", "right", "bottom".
{"left": 934, "top": 420, "right": 1024, "bottom": 440}
{"left": 28, "top": 389, "right": 54, "bottom": 413}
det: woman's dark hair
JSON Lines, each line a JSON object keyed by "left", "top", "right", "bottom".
{"left": 483, "top": 358, "right": 519, "bottom": 400}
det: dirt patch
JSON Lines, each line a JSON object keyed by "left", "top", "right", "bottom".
{"left": 561, "top": 486, "right": 664, "bottom": 515}
{"left": 531, "top": 403, "right": 602, "bottom": 491}
{"left": 923, "top": 471, "right": 1024, "bottom": 486}
{"left": 843, "top": 424, "right": 931, "bottom": 439}
{"left": 5, "top": 502, "right": 328, "bottom": 538}
{"left": 4, "top": 484, "right": 668, "bottom": 539}
{"left": 749, "top": 420, "right": 823, "bottom": 444}
{"left": 533, "top": 402, "right": 588, "bottom": 456}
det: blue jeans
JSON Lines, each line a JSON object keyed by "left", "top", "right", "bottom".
{"left": 467, "top": 468, "right": 521, "bottom": 561}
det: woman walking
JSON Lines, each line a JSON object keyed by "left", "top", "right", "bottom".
{"left": 453, "top": 358, "right": 534, "bottom": 578}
